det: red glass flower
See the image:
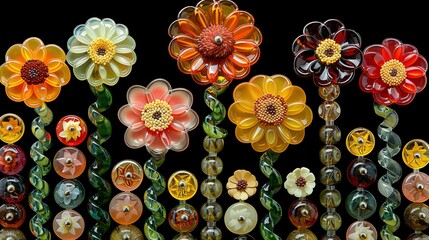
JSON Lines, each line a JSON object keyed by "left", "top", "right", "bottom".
{"left": 359, "top": 38, "right": 427, "bottom": 106}
{"left": 292, "top": 19, "right": 363, "bottom": 87}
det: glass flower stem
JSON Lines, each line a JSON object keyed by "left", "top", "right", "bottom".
{"left": 87, "top": 84, "right": 113, "bottom": 240}
{"left": 143, "top": 154, "right": 167, "bottom": 240}
{"left": 28, "top": 102, "right": 53, "bottom": 240}
{"left": 259, "top": 149, "right": 282, "bottom": 240}
{"left": 373, "top": 102, "right": 402, "bottom": 240}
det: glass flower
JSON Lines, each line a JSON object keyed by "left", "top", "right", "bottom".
{"left": 284, "top": 167, "right": 316, "bottom": 198}
{"left": 111, "top": 194, "right": 139, "bottom": 222}
{"left": 117, "top": 78, "right": 199, "bottom": 156}
{"left": 402, "top": 172, "right": 429, "bottom": 202}
{"left": 57, "top": 182, "right": 81, "bottom": 205}
{"left": 347, "top": 222, "right": 375, "bottom": 240}
{"left": 227, "top": 207, "right": 254, "bottom": 233}
{"left": 66, "top": 17, "right": 137, "bottom": 87}
{"left": 114, "top": 161, "right": 141, "bottom": 188}
{"left": 228, "top": 74, "right": 313, "bottom": 153}
{"left": 168, "top": 0, "right": 262, "bottom": 87}
{"left": 0, "top": 117, "right": 22, "bottom": 142}
{"left": 0, "top": 150, "right": 19, "bottom": 173}
{"left": 0, "top": 37, "right": 71, "bottom": 108}
{"left": 359, "top": 38, "right": 427, "bottom": 106}
{"left": 292, "top": 19, "right": 363, "bottom": 87}
{"left": 226, "top": 169, "right": 258, "bottom": 201}
{"left": 58, "top": 119, "right": 82, "bottom": 142}
{"left": 55, "top": 210, "right": 82, "bottom": 235}
{"left": 56, "top": 149, "right": 82, "bottom": 176}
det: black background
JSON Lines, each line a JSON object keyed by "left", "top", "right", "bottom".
{"left": 1, "top": 1, "right": 429, "bottom": 239}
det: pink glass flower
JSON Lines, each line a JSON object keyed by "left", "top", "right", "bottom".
{"left": 118, "top": 78, "right": 199, "bottom": 156}
{"left": 402, "top": 171, "right": 429, "bottom": 203}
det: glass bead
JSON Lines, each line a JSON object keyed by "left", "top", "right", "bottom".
{"left": 288, "top": 198, "right": 318, "bottom": 228}
{"left": 168, "top": 170, "right": 198, "bottom": 201}
{"left": 319, "top": 189, "right": 341, "bottom": 208}
{"left": 0, "top": 144, "right": 26, "bottom": 175}
{"left": 224, "top": 201, "right": 257, "bottom": 235}
{"left": 320, "top": 212, "right": 342, "bottom": 231}
{"left": 53, "top": 146, "right": 86, "bottom": 179}
{"left": 110, "top": 224, "right": 144, "bottom": 240}
{"left": 346, "top": 158, "right": 377, "bottom": 188}
{"left": 318, "top": 85, "right": 340, "bottom": 101}
{"left": 201, "top": 178, "right": 223, "bottom": 199}
{"left": 345, "top": 127, "right": 375, "bottom": 156}
{"left": 404, "top": 202, "right": 429, "bottom": 231}
{"left": 56, "top": 115, "right": 88, "bottom": 146}
{"left": 0, "top": 203, "right": 25, "bottom": 228}
{"left": 173, "top": 233, "right": 196, "bottom": 240}
{"left": 0, "top": 228, "right": 25, "bottom": 239}
{"left": 320, "top": 235, "right": 341, "bottom": 240}
{"left": 319, "top": 125, "right": 341, "bottom": 145}
{"left": 201, "top": 156, "right": 223, "bottom": 176}
{"left": 407, "top": 232, "right": 429, "bottom": 240}
{"left": 53, "top": 209, "right": 85, "bottom": 240}
{"left": 320, "top": 145, "right": 341, "bottom": 166}
{"left": 0, "top": 175, "right": 26, "bottom": 203}
{"left": 169, "top": 203, "right": 199, "bottom": 233}
{"left": 345, "top": 189, "right": 377, "bottom": 220}
{"left": 200, "top": 201, "right": 223, "bottom": 222}
{"left": 320, "top": 166, "right": 342, "bottom": 185}
{"left": 111, "top": 159, "right": 143, "bottom": 191}
{"left": 109, "top": 192, "right": 143, "bottom": 225}
{"left": 0, "top": 113, "right": 25, "bottom": 144}
{"left": 200, "top": 226, "right": 222, "bottom": 240}
{"left": 403, "top": 171, "right": 429, "bottom": 203}
{"left": 287, "top": 228, "right": 317, "bottom": 240}
{"left": 402, "top": 139, "right": 429, "bottom": 169}
{"left": 203, "top": 136, "right": 224, "bottom": 153}
{"left": 318, "top": 101, "right": 341, "bottom": 121}
{"left": 54, "top": 179, "right": 85, "bottom": 209}
{"left": 346, "top": 220, "right": 377, "bottom": 240}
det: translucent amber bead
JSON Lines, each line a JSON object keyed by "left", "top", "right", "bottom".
{"left": 320, "top": 145, "right": 341, "bottom": 166}
{"left": 200, "top": 226, "right": 222, "bottom": 240}
{"left": 110, "top": 224, "right": 144, "bottom": 240}
{"left": 201, "top": 178, "right": 222, "bottom": 199}
{"left": 201, "top": 156, "right": 223, "bottom": 176}
{"left": 0, "top": 144, "right": 26, "bottom": 175}
{"left": 0, "top": 228, "right": 25, "bottom": 239}
{"left": 320, "top": 212, "right": 342, "bottom": 231}
{"left": 54, "top": 179, "right": 85, "bottom": 209}
{"left": 287, "top": 228, "right": 317, "bottom": 240}
{"left": 320, "top": 166, "right": 341, "bottom": 185}
{"left": 345, "top": 127, "right": 375, "bottom": 157}
{"left": 404, "top": 202, "right": 429, "bottom": 231}
{"left": 318, "top": 101, "right": 340, "bottom": 121}
{"left": 53, "top": 147, "right": 86, "bottom": 179}
{"left": 224, "top": 202, "right": 257, "bottom": 235}
{"left": 319, "top": 125, "right": 341, "bottom": 145}
{"left": 407, "top": 232, "right": 429, "bottom": 240}
{"left": 173, "top": 233, "right": 196, "bottom": 240}
{"left": 288, "top": 198, "right": 318, "bottom": 228}
{"left": 53, "top": 209, "right": 85, "bottom": 240}
{"left": 319, "top": 189, "right": 341, "bottom": 208}
{"left": 345, "top": 189, "right": 376, "bottom": 220}
{"left": 200, "top": 202, "right": 223, "bottom": 222}
{"left": 402, "top": 139, "right": 429, "bottom": 169}
{"left": 109, "top": 192, "right": 143, "bottom": 225}
{"left": 203, "top": 136, "right": 224, "bottom": 153}
{"left": 56, "top": 115, "right": 88, "bottom": 146}
{"left": 168, "top": 203, "right": 199, "bottom": 233}
{"left": 111, "top": 159, "right": 143, "bottom": 191}
{"left": 0, "top": 113, "right": 24, "bottom": 144}
{"left": 346, "top": 220, "right": 377, "bottom": 240}
{"left": 402, "top": 171, "right": 429, "bottom": 203}
{"left": 0, "top": 175, "right": 26, "bottom": 203}
{"left": 0, "top": 203, "right": 25, "bottom": 228}
{"left": 318, "top": 85, "right": 340, "bottom": 101}
{"left": 346, "top": 158, "right": 377, "bottom": 188}
{"left": 168, "top": 170, "right": 198, "bottom": 201}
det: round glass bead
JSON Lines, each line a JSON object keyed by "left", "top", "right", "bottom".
{"left": 110, "top": 224, "right": 144, "bottom": 240}
{"left": 345, "top": 189, "right": 377, "bottom": 220}
{"left": 345, "top": 127, "right": 375, "bottom": 156}
{"left": 0, "top": 203, "right": 25, "bottom": 228}
{"left": 224, "top": 201, "right": 257, "bottom": 235}
{"left": 203, "top": 136, "right": 224, "bottom": 153}
{"left": 0, "top": 228, "right": 25, "bottom": 239}
{"left": 201, "top": 178, "right": 222, "bottom": 199}
{"left": 0, "top": 113, "right": 24, "bottom": 144}
{"left": 53, "top": 209, "right": 85, "bottom": 240}
{"left": 287, "top": 228, "right": 317, "bottom": 240}
{"left": 407, "top": 232, "right": 429, "bottom": 240}
{"left": 201, "top": 155, "right": 223, "bottom": 176}
{"left": 319, "top": 189, "right": 341, "bottom": 208}
{"left": 318, "top": 101, "right": 341, "bottom": 121}
{"left": 54, "top": 179, "right": 85, "bottom": 209}
{"left": 346, "top": 157, "right": 377, "bottom": 188}
{"left": 0, "top": 144, "right": 26, "bottom": 175}
{"left": 346, "top": 220, "right": 377, "bottom": 240}
{"left": 320, "top": 212, "right": 342, "bottom": 231}
{"left": 320, "top": 166, "right": 342, "bottom": 185}
{"left": 402, "top": 139, "right": 429, "bottom": 169}
{"left": 169, "top": 203, "right": 199, "bottom": 233}
{"left": 173, "top": 233, "right": 196, "bottom": 240}
{"left": 168, "top": 170, "right": 198, "bottom": 201}
{"left": 109, "top": 192, "right": 143, "bottom": 225}
{"left": 111, "top": 159, "right": 143, "bottom": 191}
{"left": 319, "top": 125, "right": 341, "bottom": 145}
{"left": 0, "top": 174, "right": 26, "bottom": 203}
{"left": 320, "top": 145, "right": 341, "bottom": 166}
{"left": 318, "top": 84, "right": 340, "bottom": 101}
{"left": 402, "top": 171, "right": 429, "bottom": 203}
{"left": 53, "top": 146, "right": 86, "bottom": 179}
{"left": 56, "top": 115, "right": 88, "bottom": 146}
{"left": 200, "top": 226, "right": 222, "bottom": 240}
{"left": 321, "top": 235, "right": 341, "bottom": 240}
{"left": 200, "top": 201, "right": 223, "bottom": 222}
{"left": 288, "top": 198, "right": 318, "bottom": 228}
{"left": 404, "top": 202, "right": 429, "bottom": 231}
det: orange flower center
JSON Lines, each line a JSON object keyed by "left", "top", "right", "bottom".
{"left": 316, "top": 39, "right": 342, "bottom": 65}
{"left": 236, "top": 179, "right": 248, "bottom": 190}
{"left": 254, "top": 94, "right": 287, "bottom": 126}
{"left": 20, "top": 60, "right": 49, "bottom": 85}
{"left": 197, "top": 25, "right": 235, "bottom": 60}
{"left": 295, "top": 176, "right": 306, "bottom": 187}
{"left": 380, "top": 59, "right": 406, "bottom": 86}
{"left": 141, "top": 99, "right": 173, "bottom": 132}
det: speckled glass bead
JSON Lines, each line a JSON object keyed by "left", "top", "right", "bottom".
{"left": 168, "top": 203, "right": 199, "bottom": 233}
{"left": 0, "top": 144, "right": 26, "bottom": 175}
{"left": 200, "top": 226, "right": 222, "bottom": 240}
{"left": 319, "top": 125, "right": 341, "bottom": 145}
{"left": 404, "top": 202, "right": 429, "bottom": 231}
{"left": 0, "top": 175, "right": 26, "bottom": 203}
{"left": 200, "top": 178, "right": 222, "bottom": 199}
{"left": 109, "top": 192, "right": 143, "bottom": 225}
{"left": 0, "top": 113, "right": 25, "bottom": 144}
{"left": 56, "top": 115, "right": 88, "bottom": 147}
{"left": 54, "top": 179, "right": 85, "bottom": 209}
{"left": 110, "top": 224, "right": 144, "bottom": 240}
{"left": 346, "top": 220, "right": 377, "bottom": 240}
{"left": 320, "top": 145, "right": 341, "bottom": 166}
{"left": 288, "top": 198, "right": 318, "bottom": 228}
{"left": 402, "top": 171, "right": 429, "bottom": 203}
{"left": 287, "top": 228, "right": 317, "bottom": 240}
{"left": 53, "top": 146, "right": 86, "bottom": 179}
{"left": 345, "top": 189, "right": 377, "bottom": 220}
{"left": 402, "top": 139, "right": 429, "bottom": 170}
{"left": 53, "top": 209, "right": 85, "bottom": 240}
{"left": 407, "top": 232, "right": 429, "bottom": 240}
{"left": 111, "top": 159, "right": 143, "bottom": 191}
{"left": 0, "top": 203, "right": 25, "bottom": 228}
{"left": 319, "top": 189, "right": 341, "bottom": 208}
{"left": 224, "top": 201, "right": 257, "bottom": 235}
{"left": 346, "top": 158, "right": 377, "bottom": 188}
{"left": 320, "top": 166, "right": 341, "bottom": 185}
{"left": 201, "top": 156, "right": 223, "bottom": 176}
{"left": 345, "top": 127, "right": 375, "bottom": 157}
{"left": 318, "top": 101, "right": 341, "bottom": 121}
{"left": 320, "top": 211, "right": 342, "bottom": 231}
{"left": 200, "top": 202, "right": 223, "bottom": 222}
{"left": 168, "top": 170, "right": 198, "bottom": 201}
{"left": 0, "top": 228, "right": 25, "bottom": 239}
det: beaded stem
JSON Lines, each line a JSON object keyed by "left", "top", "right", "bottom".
{"left": 373, "top": 102, "right": 402, "bottom": 240}
{"left": 143, "top": 154, "right": 166, "bottom": 240}
{"left": 28, "top": 102, "right": 53, "bottom": 240}
{"left": 87, "top": 84, "right": 113, "bottom": 240}
{"left": 259, "top": 149, "right": 282, "bottom": 240}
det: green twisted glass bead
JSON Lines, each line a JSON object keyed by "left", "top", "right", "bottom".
{"left": 87, "top": 84, "right": 113, "bottom": 240}
{"left": 259, "top": 149, "right": 282, "bottom": 240}
{"left": 202, "top": 85, "right": 228, "bottom": 138}
{"left": 373, "top": 102, "right": 402, "bottom": 240}
{"left": 144, "top": 155, "right": 167, "bottom": 240}
{"left": 28, "top": 102, "right": 53, "bottom": 240}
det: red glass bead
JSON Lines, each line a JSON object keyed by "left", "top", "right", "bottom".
{"left": 0, "top": 203, "right": 25, "bottom": 228}
{"left": 288, "top": 198, "right": 318, "bottom": 228}
{"left": 346, "top": 157, "right": 377, "bottom": 188}
{"left": 168, "top": 203, "right": 199, "bottom": 233}
{"left": 53, "top": 147, "right": 86, "bottom": 179}
{"left": 56, "top": 115, "right": 88, "bottom": 146}
{"left": 109, "top": 192, "right": 143, "bottom": 225}
{"left": 0, "top": 175, "right": 27, "bottom": 203}
{"left": 0, "top": 144, "right": 26, "bottom": 175}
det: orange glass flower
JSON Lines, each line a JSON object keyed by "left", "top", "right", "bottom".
{"left": 0, "top": 37, "right": 71, "bottom": 108}
{"left": 168, "top": 0, "right": 262, "bottom": 87}
{"left": 228, "top": 74, "right": 313, "bottom": 153}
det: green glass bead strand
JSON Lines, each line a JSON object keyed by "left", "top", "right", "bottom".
{"left": 259, "top": 149, "right": 282, "bottom": 240}
{"left": 373, "top": 102, "right": 402, "bottom": 240}
{"left": 202, "top": 85, "right": 228, "bottom": 139}
{"left": 87, "top": 84, "right": 113, "bottom": 240}
{"left": 28, "top": 102, "right": 53, "bottom": 240}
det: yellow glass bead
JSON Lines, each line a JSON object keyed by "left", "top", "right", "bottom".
{"left": 402, "top": 139, "right": 429, "bottom": 169}
{"left": 346, "top": 127, "right": 375, "bottom": 156}
{"left": 168, "top": 170, "right": 198, "bottom": 201}
{"left": 0, "top": 113, "right": 24, "bottom": 144}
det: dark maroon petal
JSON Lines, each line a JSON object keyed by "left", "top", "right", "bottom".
{"left": 334, "top": 29, "right": 361, "bottom": 47}
{"left": 324, "top": 19, "right": 345, "bottom": 34}
{"left": 303, "top": 21, "right": 324, "bottom": 40}
{"left": 313, "top": 66, "right": 334, "bottom": 87}
{"left": 292, "top": 35, "right": 318, "bottom": 54}
{"left": 334, "top": 68, "right": 355, "bottom": 86}
{"left": 293, "top": 49, "right": 318, "bottom": 76}
{"left": 338, "top": 46, "right": 363, "bottom": 70}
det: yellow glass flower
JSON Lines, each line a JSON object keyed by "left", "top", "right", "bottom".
{"left": 59, "top": 119, "right": 82, "bottom": 142}
{"left": 226, "top": 169, "right": 258, "bottom": 201}
{"left": 228, "top": 74, "right": 313, "bottom": 153}
{"left": 0, "top": 114, "right": 24, "bottom": 144}
{"left": 0, "top": 37, "right": 71, "bottom": 108}
{"left": 66, "top": 17, "right": 137, "bottom": 87}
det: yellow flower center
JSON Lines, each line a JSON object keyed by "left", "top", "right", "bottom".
{"left": 380, "top": 59, "right": 406, "bottom": 86}
{"left": 316, "top": 39, "right": 342, "bottom": 65}
{"left": 88, "top": 37, "right": 116, "bottom": 65}
{"left": 254, "top": 94, "right": 287, "bottom": 126}
{"left": 141, "top": 99, "right": 173, "bottom": 132}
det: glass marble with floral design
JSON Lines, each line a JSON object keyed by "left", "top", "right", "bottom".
{"left": 111, "top": 159, "right": 143, "bottom": 192}
{"left": 56, "top": 115, "right": 88, "bottom": 147}
{"left": 53, "top": 209, "right": 85, "bottom": 240}
{"left": 168, "top": 203, "right": 199, "bottom": 233}
{"left": 0, "top": 144, "right": 26, "bottom": 175}
{"left": 53, "top": 146, "right": 86, "bottom": 179}
{"left": 0, "top": 113, "right": 24, "bottom": 144}
{"left": 346, "top": 220, "right": 377, "bottom": 240}
{"left": 110, "top": 224, "right": 144, "bottom": 240}
{"left": 109, "top": 192, "right": 143, "bottom": 225}
{"left": 0, "top": 174, "right": 27, "bottom": 203}
{"left": 224, "top": 201, "right": 257, "bottom": 235}
{"left": 54, "top": 179, "right": 85, "bottom": 209}
{"left": 168, "top": 170, "right": 198, "bottom": 201}
{"left": 0, "top": 203, "right": 25, "bottom": 228}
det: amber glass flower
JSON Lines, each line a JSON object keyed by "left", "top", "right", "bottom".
{"left": 228, "top": 74, "right": 313, "bottom": 153}
{"left": 359, "top": 38, "right": 427, "bottom": 106}
{"left": 292, "top": 19, "right": 362, "bottom": 87}
{"left": 66, "top": 17, "right": 137, "bottom": 87}
{"left": 0, "top": 37, "right": 71, "bottom": 108}
{"left": 168, "top": 0, "right": 262, "bottom": 87}
{"left": 226, "top": 169, "right": 258, "bottom": 201}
